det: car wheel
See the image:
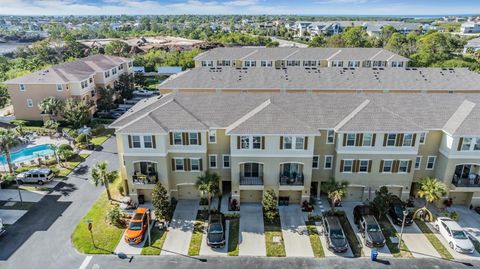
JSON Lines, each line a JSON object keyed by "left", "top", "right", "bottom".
{"left": 38, "top": 181, "right": 44, "bottom": 185}
{"left": 435, "top": 224, "right": 439, "bottom": 231}
{"left": 449, "top": 242, "right": 454, "bottom": 249}
{"left": 17, "top": 180, "right": 23, "bottom": 185}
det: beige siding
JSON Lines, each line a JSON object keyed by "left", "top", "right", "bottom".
{"left": 312, "top": 130, "right": 335, "bottom": 182}
{"left": 413, "top": 131, "right": 441, "bottom": 181}
{"left": 206, "top": 129, "right": 231, "bottom": 181}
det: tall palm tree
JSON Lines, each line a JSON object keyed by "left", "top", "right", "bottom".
{"left": 91, "top": 161, "right": 118, "bottom": 201}
{"left": 50, "top": 144, "right": 60, "bottom": 165}
{"left": 196, "top": 171, "right": 220, "bottom": 213}
{"left": 417, "top": 177, "right": 447, "bottom": 210}
{"left": 38, "top": 97, "right": 62, "bottom": 121}
{"left": 323, "top": 177, "right": 348, "bottom": 212}
{"left": 0, "top": 128, "right": 19, "bottom": 174}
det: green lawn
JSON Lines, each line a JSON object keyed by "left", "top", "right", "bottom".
{"left": 188, "top": 211, "right": 206, "bottom": 256}
{"left": 91, "top": 129, "right": 114, "bottom": 146}
{"left": 141, "top": 228, "right": 167, "bottom": 255}
{"left": 305, "top": 221, "right": 324, "bottom": 258}
{"left": 378, "top": 218, "right": 412, "bottom": 258}
{"left": 264, "top": 213, "right": 286, "bottom": 257}
{"left": 227, "top": 219, "right": 239, "bottom": 256}
{"left": 415, "top": 220, "right": 454, "bottom": 260}
{"left": 14, "top": 153, "right": 89, "bottom": 178}
{"left": 337, "top": 213, "right": 363, "bottom": 257}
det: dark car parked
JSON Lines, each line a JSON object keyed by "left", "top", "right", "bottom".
{"left": 359, "top": 215, "right": 386, "bottom": 247}
{"left": 207, "top": 213, "right": 226, "bottom": 248}
{"left": 388, "top": 196, "right": 413, "bottom": 226}
{"left": 324, "top": 216, "right": 348, "bottom": 253}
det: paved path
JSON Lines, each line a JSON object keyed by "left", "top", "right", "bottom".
{"left": 279, "top": 205, "right": 314, "bottom": 257}
{"left": 0, "top": 189, "right": 46, "bottom": 202}
{"left": 199, "top": 220, "right": 229, "bottom": 256}
{"left": 239, "top": 203, "right": 266, "bottom": 256}
{"left": 161, "top": 199, "right": 199, "bottom": 256}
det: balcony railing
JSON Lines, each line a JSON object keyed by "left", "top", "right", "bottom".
{"left": 452, "top": 174, "right": 480, "bottom": 187}
{"left": 239, "top": 172, "right": 263, "bottom": 185}
{"left": 133, "top": 173, "right": 159, "bottom": 184}
{"left": 279, "top": 173, "right": 304, "bottom": 186}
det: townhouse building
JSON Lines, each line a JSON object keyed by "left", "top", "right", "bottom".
{"left": 4, "top": 54, "right": 134, "bottom": 120}
{"left": 110, "top": 92, "right": 480, "bottom": 208}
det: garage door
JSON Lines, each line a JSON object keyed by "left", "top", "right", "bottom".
{"left": 178, "top": 185, "right": 200, "bottom": 200}
{"left": 137, "top": 189, "right": 152, "bottom": 202}
{"left": 240, "top": 190, "right": 263, "bottom": 203}
{"left": 450, "top": 192, "right": 472, "bottom": 205}
{"left": 386, "top": 187, "right": 402, "bottom": 198}
{"left": 279, "top": 191, "right": 302, "bottom": 204}
{"left": 344, "top": 186, "right": 364, "bottom": 202}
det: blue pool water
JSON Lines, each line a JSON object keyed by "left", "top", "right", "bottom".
{"left": 0, "top": 144, "right": 54, "bottom": 165}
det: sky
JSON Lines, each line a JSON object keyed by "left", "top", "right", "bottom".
{"left": 0, "top": 0, "right": 480, "bottom": 16}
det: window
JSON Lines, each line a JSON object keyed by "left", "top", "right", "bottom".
{"left": 112, "top": 68, "right": 117, "bottom": 75}
{"left": 359, "top": 160, "right": 369, "bottom": 173}
{"left": 286, "top": 60, "right": 300, "bottom": 67}
{"left": 240, "top": 136, "right": 250, "bottom": 149}
{"left": 81, "top": 80, "right": 88, "bottom": 89}
{"left": 56, "top": 84, "right": 63, "bottom": 91}
{"left": 143, "top": 136, "right": 153, "bottom": 148}
{"left": 189, "top": 132, "right": 199, "bottom": 145}
{"left": 312, "top": 156, "right": 320, "bottom": 169}
{"left": 383, "top": 160, "right": 393, "bottom": 173}
{"left": 403, "top": 133, "right": 413, "bottom": 146}
{"left": 118, "top": 64, "right": 123, "bottom": 70}
{"left": 419, "top": 132, "right": 426, "bottom": 144}
{"left": 209, "top": 155, "right": 217, "bottom": 168}
{"left": 398, "top": 160, "right": 409, "bottom": 173}
{"left": 104, "top": 70, "right": 110, "bottom": 78}
{"left": 362, "top": 133, "right": 373, "bottom": 146}
{"left": 326, "top": 130, "right": 335, "bottom": 144}
{"left": 89, "top": 77, "right": 93, "bottom": 83}
{"left": 173, "top": 132, "right": 182, "bottom": 145}
{"left": 346, "top": 133, "right": 356, "bottom": 146}
{"left": 190, "top": 159, "right": 200, "bottom": 171}
{"left": 208, "top": 130, "right": 217, "bottom": 143}
{"left": 295, "top": 136, "right": 304, "bottom": 150}
{"left": 283, "top": 136, "right": 293, "bottom": 149}
{"left": 175, "top": 158, "right": 184, "bottom": 171}
{"left": 19, "top": 84, "right": 26, "bottom": 91}
{"left": 474, "top": 138, "right": 480, "bottom": 151}
{"left": 252, "top": 136, "right": 262, "bottom": 149}
{"left": 260, "top": 60, "right": 272, "bottom": 67}
{"left": 223, "top": 155, "right": 230, "bottom": 168}
{"left": 392, "top": 61, "right": 404, "bottom": 67}
{"left": 324, "top": 155, "right": 333, "bottom": 169}
{"left": 386, "top": 134, "right": 396, "bottom": 146}
{"left": 461, "top": 137, "right": 472, "bottom": 151}
{"left": 332, "top": 60, "right": 343, "bottom": 67}
{"left": 201, "top": 61, "right": 213, "bottom": 67}
{"left": 244, "top": 60, "right": 256, "bottom": 67}
{"left": 243, "top": 163, "right": 260, "bottom": 178}
{"left": 217, "top": 60, "right": 230, "bottom": 66}
{"left": 132, "top": 135, "right": 141, "bottom": 148}
{"left": 426, "top": 156, "right": 436, "bottom": 170}
{"left": 303, "top": 60, "right": 316, "bottom": 67}
{"left": 26, "top": 99, "right": 33, "bottom": 107}
{"left": 414, "top": 156, "right": 422, "bottom": 170}
{"left": 348, "top": 61, "right": 360, "bottom": 67}
{"left": 343, "top": 160, "right": 353, "bottom": 173}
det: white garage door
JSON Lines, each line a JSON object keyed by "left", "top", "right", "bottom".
{"left": 178, "top": 185, "right": 200, "bottom": 200}
{"left": 450, "top": 192, "right": 472, "bottom": 206}
{"left": 344, "top": 186, "right": 364, "bottom": 202}
{"left": 240, "top": 190, "right": 263, "bottom": 203}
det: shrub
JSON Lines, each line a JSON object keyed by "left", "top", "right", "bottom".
{"left": 262, "top": 189, "right": 279, "bottom": 224}
{"left": 64, "top": 128, "right": 78, "bottom": 138}
{"left": 449, "top": 211, "right": 459, "bottom": 221}
{"left": 92, "top": 124, "right": 105, "bottom": 135}
{"left": 200, "top": 197, "right": 209, "bottom": 205}
{"left": 117, "top": 184, "right": 124, "bottom": 196}
{"left": 44, "top": 120, "right": 59, "bottom": 130}
{"left": 152, "top": 182, "right": 172, "bottom": 221}
{"left": 106, "top": 206, "right": 123, "bottom": 226}
{"left": 59, "top": 144, "right": 73, "bottom": 151}
{"left": 76, "top": 133, "right": 90, "bottom": 144}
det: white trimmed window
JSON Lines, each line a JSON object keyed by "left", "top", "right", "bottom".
{"left": 419, "top": 132, "right": 426, "bottom": 144}
{"left": 324, "top": 155, "right": 333, "bottom": 169}
{"left": 208, "top": 130, "right": 217, "bottom": 144}
{"left": 19, "top": 84, "right": 26, "bottom": 91}
{"left": 26, "top": 99, "right": 33, "bottom": 107}
{"left": 112, "top": 67, "right": 117, "bottom": 75}
{"left": 173, "top": 132, "right": 182, "bottom": 145}
{"left": 348, "top": 60, "right": 360, "bottom": 67}
{"left": 414, "top": 156, "right": 422, "bottom": 170}
{"left": 283, "top": 136, "right": 293, "bottom": 149}
{"left": 382, "top": 160, "right": 393, "bottom": 173}
{"left": 209, "top": 155, "right": 217, "bottom": 168}
{"left": 426, "top": 156, "right": 436, "bottom": 170}
{"left": 474, "top": 138, "right": 480, "bottom": 151}
{"left": 190, "top": 158, "right": 200, "bottom": 171}
{"left": 175, "top": 158, "right": 184, "bottom": 171}
{"left": 327, "top": 130, "right": 335, "bottom": 144}
{"left": 312, "top": 156, "right": 320, "bottom": 169}
{"left": 132, "top": 135, "right": 141, "bottom": 148}
{"left": 283, "top": 136, "right": 304, "bottom": 150}
{"left": 343, "top": 160, "right": 353, "bottom": 173}
{"left": 260, "top": 60, "right": 272, "bottom": 67}
{"left": 240, "top": 136, "right": 250, "bottom": 149}
{"left": 104, "top": 70, "right": 110, "bottom": 78}
{"left": 359, "top": 160, "right": 369, "bottom": 173}
{"left": 223, "top": 155, "right": 230, "bottom": 168}
{"left": 252, "top": 136, "right": 262, "bottom": 149}
{"left": 461, "top": 137, "right": 472, "bottom": 151}
{"left": 398, "top": 160, "right": 409, "bottom": 173}
{"left": 189, "top": 132, "right": 199, "bottom": 145}
{"left": 362, "top": 133, "right": 373, "bottom": 146}
{"left": 143, "top": 136, "right": 153, "bottom": 148}
{"left": 332, "top": 60, "right": 343, "bottom": 67}
{"left": 403, "top": 133, "right": 414, "bottom": 146}
{"left": 346, "top": 133, "right": 356, "bottom": 146}
{"left": 201, "top": 61, "right": 213, "bottom": 67}
{"left": 295, "top": 136, "right": 305, "bottom": 150}
{"left": 386, "top": 134, "right": 397, "bottom": 146}
{"left": 56, "top": 84, "right": 63, "bottom": 91}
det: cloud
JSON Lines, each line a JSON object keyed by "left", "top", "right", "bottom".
{"left": 316, "top": 0, "right": 368, "bottom": 4}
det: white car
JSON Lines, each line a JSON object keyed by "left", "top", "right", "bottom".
{"left": 435, "top": 217, "right": 475, "bottom": 254}
{"left": 133, "top": 89, "right": 154, "bottom": 96}
{"left": 465, "top": 227, "right": 480, "bottom": 243}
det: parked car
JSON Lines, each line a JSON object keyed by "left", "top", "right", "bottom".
{"left": 359, "top": 215, "right": 386, "bottom": 247}
{"left": 16, "top": 168, "right": 54, "bottom": 185}
{"left": 465, "top": 227, "right": 480, "bottom": 243}
{"left": 111, "top": 107, "right": 128, "bottom": 113}
{"left": 435, "top": 217, "right": 475, "bottom": 254}
{"left": 323, "top": 216, "right": 348, "bottom": 253}
{"left": 207, "top": 213, "right": 226, "bottom": 248}
{"left": 353, "top": 205, "right": 373, "bottom": 225}
{"left": 124, "top": 207, "right": 149, "bottom": 244}
{"left": 95, "top": 111, "right": 122, "bottom": 119}
{"left": 133, "top": 89, "right": 155, "bottom": 97}
{"left": 388, "top": 196, "right": 413, "bottom": 226}
{"left": 0, "top": 218, "right": 5, "bottom": 237}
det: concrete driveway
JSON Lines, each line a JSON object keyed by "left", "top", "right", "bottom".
{"left": 114, "top": 220, "right": 155, "bottom": 255}
{"left": 161, "top": 200, "right": 199, "bottom": 256}
{"left": 279, "top": 205, "right": 313, "bottom": 257}
{"left": 239, "top": 203, "right": 266, "bottom": 256}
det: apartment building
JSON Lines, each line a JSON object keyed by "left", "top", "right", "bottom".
{"left": 4, "top": 54, "right": 134, "bottom": 120}
{"left": 193, "top": 47, "right": 410, "bottom": 69}
{"left": 109, "top": 92, "right": 480, "bottom": 208}
{"left": 461, "top": 22, "right": 480, "bottom": 34}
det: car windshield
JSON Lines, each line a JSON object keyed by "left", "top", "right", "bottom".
{"left": 330, "top": 229, "right": 345, "bottom": 239}
{"left": 394, "top": 206, "right": 408, "bottom": 216}
{"left": 129, "top": 221, "right": 142, "bottom": 231}
{"left": 452, "top": 230, "right": 468, "bottom": 239}
{"left": 367, "top": 224, "right": 380, "bottom": 232}
{"left": 209, "top": 223, "right": 223, "bottom": 233}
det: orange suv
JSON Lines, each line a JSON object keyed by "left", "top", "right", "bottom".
{"left": 124, "top": 207, "right": 149, "bottom": 244}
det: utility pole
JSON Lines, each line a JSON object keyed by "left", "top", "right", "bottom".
{"left": 398, "top": 210, "right": 408, "bottom": 250}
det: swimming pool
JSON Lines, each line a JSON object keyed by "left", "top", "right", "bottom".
{"left": 0, "top": 144, "right": 54, "bottom": 165}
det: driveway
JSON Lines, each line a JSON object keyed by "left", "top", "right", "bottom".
{"left": 315, "top": 221, "right": 354, "bottom": 258}
{"left": 239, "top": 203, "right": 266, "bottom": 256}
{"left": 161, "top": 199, "right": 199, "bottom": 256}
{"left": 279, "top": 205, "right": 313, "bottom": 257}
{"left": 426, "top": 221, "right": 480, "bottom": 260}
{"left": 199, "top": 220, "right": 229, "bottom": 256}
{"left": 115, "top": 220, "right": 155, "bottom": 255}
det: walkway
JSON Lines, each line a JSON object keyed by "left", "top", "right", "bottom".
{"left": 279, "top": 205, "right": 314, "bottom": 257}
{"left": 239, "top": 203, "right": 266, "bottom": 256}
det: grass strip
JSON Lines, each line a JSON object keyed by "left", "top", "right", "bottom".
{"left": 227, "top": 219, "right": 239, "bottom": 256}
{"left": 141, "top": 228, "right": 167, "bottom": 255}
{"left": 338, "top": 214, "right": 363, "bottom": 257}
{"left": 188, "top": 211, "right": 207, "bottom": 256}
{"left": 415, "top": 220, "right": 454, "bottom": 260}
{"left": 379, "top": 218, "right": 412, "bottom": 258}
{"left": 305, "top": 220, "right": 325, "bottom": 258}
{"left": 264, "top": 211, "right": 286, "bottom": 257}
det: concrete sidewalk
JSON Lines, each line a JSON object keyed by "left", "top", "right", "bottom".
{"left": 239, "top": 203, "right": 266, "bottom": 256}
{"left": 279, "top": 205, "right": 314, "bottom": 257}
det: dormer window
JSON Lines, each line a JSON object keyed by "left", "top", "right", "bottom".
{"left": 260, "top": 60, "right": 272, "bottom": 67}
{"left": 402, "top": 133, "right": 414, "bottom": 146}
{"left": 19, "top": 84, "right": 26, "bottom": 91}
{"left": 348, "top": 61, "right": 360, "bottom": 68}
{"left": 112, "top": 68, "right": 117, "bottom": 75}
{"left": 56, "top": 84, "right": 63, "bottom": 91}
{"left": 104, "top": 71, "right": 110, "bottom": 78}
{"left": 332, "top": 60, "right": 343, "bottom": 67}
{"left": 346, "top": 133, "right": 356, "bottom": 146}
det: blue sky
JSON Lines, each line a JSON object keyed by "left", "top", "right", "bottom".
{"left": 0, "top": 0, "right": 479, "bottom": 16}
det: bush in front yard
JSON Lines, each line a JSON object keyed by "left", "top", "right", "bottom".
{"left": 152, "top": 182, "right": 172, "bottom": 221}
{"left": 106, "top": 206, "right": 123, "bottom": 227}
{"left": 262, "top": 189, "right": 279, "bottom": 224}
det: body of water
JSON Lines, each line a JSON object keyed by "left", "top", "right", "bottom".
{"left": 0, "top": 144, "right": 54, "bottom": 165}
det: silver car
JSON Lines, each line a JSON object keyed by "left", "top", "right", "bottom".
{"left": 16, "top": 168, "right": 54, "bottom": 185}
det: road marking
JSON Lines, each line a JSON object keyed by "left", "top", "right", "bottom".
{"left": 79, "top": 256, "right": 92, "bottom": 269}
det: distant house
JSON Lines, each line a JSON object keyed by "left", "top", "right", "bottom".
{"left": 461, "top": 22, "right": 480, "bottom": 34}
{"left": 133, "top": 66, "right": 145, "bottom": 73}
{"left": 157, "top": 66, "right": 183, "bottom": 76}
{"left": 464, "top": 37, "right": 480, "bottom": 54}
{"left": 364, "top": 22, "right": 431, "bottom": 37}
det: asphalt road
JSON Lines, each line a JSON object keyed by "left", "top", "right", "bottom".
{"left": 0, "top": 136, "right": 120, "bottom": 269}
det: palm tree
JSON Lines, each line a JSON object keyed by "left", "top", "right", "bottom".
{"left": 91, "top": 161, "right": 118, "bottom": 201}
{"left": 323, "top": 177, "right": 348, "bottom": 212}
{"left": 196, "top": 171, "right": 220, "bottom": 213}
{"left": 50, "top": 144, "right": 60, "bottom": 165}
{"left": 38, "top": 97, "right": 62, "bottom": 121}
{"left": 417, "top": 177, "right": 447, "bottom": 210}
{"left": 0, "top": 128, "right": 19, "bottom": 174}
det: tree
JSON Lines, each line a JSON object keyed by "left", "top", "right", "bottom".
{"left": 370, "top": 186, "right": 392, "bottom": 219}
{"left": 62, "top": 98, "right": 90, "bottom": 128}
{"left": 386, "top": 33, "right": 407, "bottom": 56}
{"left": 38, "top": 96, "right": 63, "bottom": 120}
{"left": 152, "top": 182, "right": 171, "bottom": 221}
{"left": 133, "top": 72, "right": 148, "bottom": 88}
{"left": 91, "top": 161, "right": 118, "bottom": 201}
{"left": 57, "top": 144, "right": 74, "bottom": 165}
{"left": 308, "top": 35, "right": 326, "bottom": 47}
{"left": 196, "top": 171, "right": 220, "bottom": 213}
{"left": 115, "top": 74, "right": 134, "bottom": 100}
{"left": 96, "top": 87, "right": 115, "bottom": 112}
{"left": 0, "top": 128, "right": 18, "bottom": 173}
{"left": 0, "top": 85, "right": 10, "bottom": 109}
{"left": 262, "top": 189, "right": 278, "bottom": 223}
{"left": 417, "top": 177, "right": 447, "bottom": 210}
{"left": 50, "top": 144, "right": 60, "bottom": 165}
{"left": 323, "top": 177, "right": 348, "bottom": 211}
{"left": 104, "top": 40, "right": 130, "bottom": 57}
{"left": 342, "top": 26, "right": 372, "bottom": 48}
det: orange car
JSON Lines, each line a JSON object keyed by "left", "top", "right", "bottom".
{"left": 124, "top": 207, "right": 149, "bottom": 244}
